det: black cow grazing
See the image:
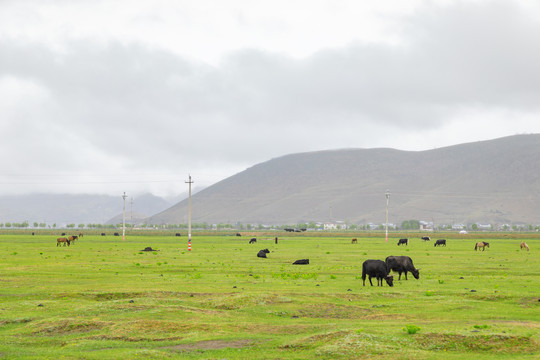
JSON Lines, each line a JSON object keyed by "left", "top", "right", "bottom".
{"left": 236, "top": 233, "right": 242, "bottom": 237}
{"left": 101, "top": 233, "right": 106, "bottom": 236}
{"left": 175, "top": 233, "right": 181, "bottom": 237}
{"left": 397, "top": 238, "right": 408, "bottom": 246}
{"left": 434, "top": 239, "right": 446, "bottom": 247}
{"left": 114, "top": 232, "right": 120, "bottom": 236}
{"left": 362, "top": 260, "right": 394, "bottom": 287}
{"left": 421, "top": 236, "right": 431, "bottom": 241}
{"left": 293, "top": 259, "right": 309, "bottom": 265}
{"left": 249, "top": 238, "right": 257, "bottom": 244}
{"left": 385, "top": 256, "right": 420, "bottom": 280}
{"left": 257, "top": 249, "right": 270, "bottom": 258}
{"left": 284, "top": 228, "right": 295, "bottom": 232}
{"left": 61, "top": 233, "right": 66, "bottom": 236}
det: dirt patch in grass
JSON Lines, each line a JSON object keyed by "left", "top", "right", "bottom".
{"left": 109, "top": 301, "right": 225, "bottom": 315}
{"left": 493, "top": 320, "right": 540, "bottom": 329}
{"left": 281, "top": 330, "right": 351, "bottom": 350}
{"left": 414, "top": 333, "right": 539, "bottom": 353}
{"left": 58, "top": 292, "right": 145, "bottom": 301}
{"left": 238, "top": 323, "right": 311, "bottom": 336}
{"left": 87, "top": 335, "right": 184, "bottom": 342}
{"left": 177, "top": 305, "right": 225, "bottom": 316}
{"left": 0, "top": 318, "right": 32, "bottom": 326}
{"left": 284, "top": 330, "right": 538, "bottom": 358}
{"left": 86, "top": 292, "right": 146, "bottom": 301}
{"left": 84, "top": 320, "right": 215, "bottom": 342}
{"left": 519, "top": 296, "right": 540, "bottom": 307}
{"left": 110, "top": 303, "right": 152, "bottom": 312}
{"left": 32, "top": 319, "right": 110, "bottom": 336}
{"left": 294, "top": 304, "right": 372, "bottom": 319}
{"left": 363, "top": 313, "right": 407, "bottom": 321}
{"left": 111, "top": 320, "right": 211, "bottom": 336}
{"left": 166, "top": 339, "right": 257, "bottom": 351}
{"left": 467, "top": 294, "right": 512, "bottom": 301}
{"left": 204, "top": 293, "right": 283, "bottom": 310}
{"left": 68, "top": 291, "right": 202, "bottom": 301}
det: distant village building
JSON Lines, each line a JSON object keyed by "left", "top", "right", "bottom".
{"left": 419, "top": 221, "right": 434, "bottom": 231}
{"left": 323, "top": 223, "right": 337, "bottom": 230}
{"left": 323, "top": 221, "right": 347, "bottom": 230}
{"left": 476, "top": 223, "right": 492, "bottom": 231}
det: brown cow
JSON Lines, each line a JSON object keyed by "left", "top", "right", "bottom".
{"left": 475, "top": 241, "right": 489, "bottom": 251}
{"left": 520, "top": 242, "right": 530, "bottom": 251}
{"left": 57, "top": 237, "right": 70, "bottom": 247}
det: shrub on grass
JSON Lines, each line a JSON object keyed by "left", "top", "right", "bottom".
{"left": 403, "top": 324, "right": 421, "bottom": 334}
{"left": 473, "top": 324, "right": 489, "bottom": 329}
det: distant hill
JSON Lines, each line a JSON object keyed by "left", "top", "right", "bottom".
{"left": 145, "top": 134, "right": 540, "bottom": 226}
{"left": 0, "top": 193, "right": 173, "bottom": 226}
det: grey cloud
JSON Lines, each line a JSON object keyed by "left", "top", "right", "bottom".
{"left": 1, "top": 1, "right": 539, "bottom": 194}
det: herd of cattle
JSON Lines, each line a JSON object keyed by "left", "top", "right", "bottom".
{"left": 397, "top": 237, "right": 446, "bottom": 247}
{"left": 250, "top": 235, "right": 531, "bottom": 288}
{"left": 361, "top": 256, "right": 420, "bottom": 287}
{"left": 55, "top": 232, "right": 530, "bottom": 287}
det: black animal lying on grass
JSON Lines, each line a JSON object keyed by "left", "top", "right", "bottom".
{"left": 141, "top": 247, "right": 158, "bottom": 251}
{"left": 257, "top": 249, "right": 270, "bottom": 258}
{"left": 292, "top": 259, "right": 309, "bottom": 265}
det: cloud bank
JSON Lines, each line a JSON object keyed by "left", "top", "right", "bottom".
{"left": 1, "top": 0, "right": 539, "bottom": 196}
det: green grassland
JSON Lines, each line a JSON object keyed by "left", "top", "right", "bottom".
{"left": 0, "top": 232, "right": 538, "bottom": 359}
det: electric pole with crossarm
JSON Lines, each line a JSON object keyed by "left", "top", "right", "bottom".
{"left": 385, "top": 189, "right": 390, "bottom": 243}
{"left": 122, "top": 192, "right": 127, "bottom": 241}
{"left": 186, "top": 175, "right": 193, "bottom": 251}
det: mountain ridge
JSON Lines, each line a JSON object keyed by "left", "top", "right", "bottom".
{"left": 146, "top": 134, "right": 540, "bottom": 226}
{"left": 0, "top": 193, "right": 173, "bottom": 225}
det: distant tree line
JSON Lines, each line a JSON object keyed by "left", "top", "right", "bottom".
{"left": 401, "top": 220, "right": 420, "bottom": 230}
{"left": 1, "top": 219, "right": 539, "bottom": 232}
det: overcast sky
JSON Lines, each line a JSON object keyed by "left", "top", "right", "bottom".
{"left": 1, "top": 0, "right": 540, "bottom": 197}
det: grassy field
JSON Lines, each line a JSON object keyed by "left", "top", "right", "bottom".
{"left": 0, "top": 232, "right": 538, "bottom": 359}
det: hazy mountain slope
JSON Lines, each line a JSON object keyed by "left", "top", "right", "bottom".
{"left": 146, "top": 134, "right": 540, "bottom": 225}
{"left": 0, "top": 193, "right": 172, "bottom": 225}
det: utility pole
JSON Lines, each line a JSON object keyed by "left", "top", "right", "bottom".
{"left": 385, "top": 189, "right": 390, "bottom": 243}
{"left": 186, "top": 175, "right": 193, "bottom": 251}
{"left": 122, "top": 192, "right": 127, "bottom": 241}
